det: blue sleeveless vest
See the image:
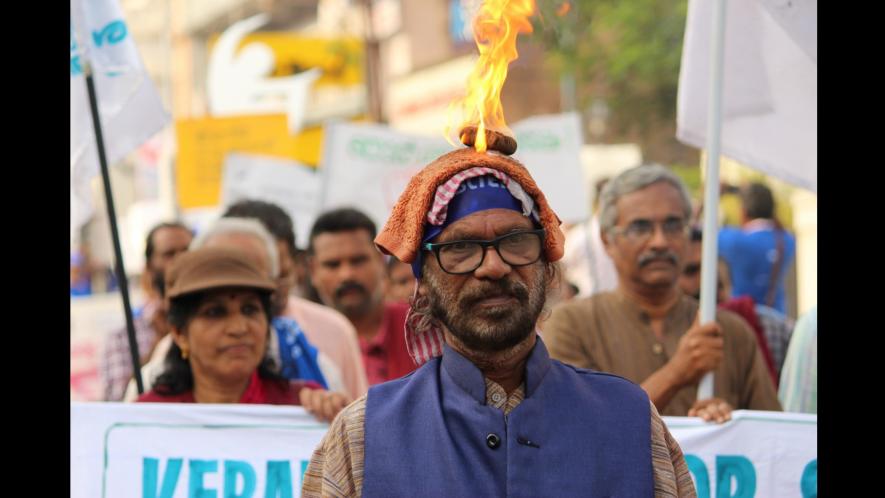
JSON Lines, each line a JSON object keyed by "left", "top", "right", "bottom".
{"left": 363, "top": 338, "right": 653, "bottom": 497}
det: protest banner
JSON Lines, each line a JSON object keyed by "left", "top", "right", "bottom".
{"left": 73, "top": 403, "right": 816, "bottom": 498}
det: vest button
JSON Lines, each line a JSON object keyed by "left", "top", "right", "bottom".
{"left": 486, "top": 433, "right": 501, "bottom": 449}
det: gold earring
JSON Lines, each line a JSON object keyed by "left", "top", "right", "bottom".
{"left": 181, "top": 347, "right": 189, "bottom": 360}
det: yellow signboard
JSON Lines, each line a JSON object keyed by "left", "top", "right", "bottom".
{"left": 175, "top": 114, "right": 321, "bottom": 209}
{"left": 175, "top": 114, "right": 369, "bottom": 209}
{"left": 208, "top": 34, "right": 364, "bottom": 86}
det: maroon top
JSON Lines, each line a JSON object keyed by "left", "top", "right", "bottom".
{"left": 359, "top": 301, "right": 416, "bottom": 385}
{"left": 719, "top": 296, "right": 778, "bottom": 386}
{"left": 136, "top": 370, "right": 321, "bottom": 404}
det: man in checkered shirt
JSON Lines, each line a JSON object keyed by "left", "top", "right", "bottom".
{"left": 98, "top": 222, "right": 192, "bottom": 401}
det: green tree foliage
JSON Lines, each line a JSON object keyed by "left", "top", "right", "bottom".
{"left": 531, "top": 0, "right": 692, "bottom": 161}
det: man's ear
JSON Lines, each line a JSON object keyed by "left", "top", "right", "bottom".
{"left": 544, "top": 262, "right": 560, "bottom": 290}
{"left": 601, "top": 228, "right": 619, "bottom": 260}
{"left": 307, "top": 254, "right": 318, "bottom": 275}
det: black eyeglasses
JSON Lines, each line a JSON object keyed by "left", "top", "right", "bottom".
{"left": 422, "top": 229, "right": 545, "bottom": 275}
{"left": 610, "top": 217, "right": 689, "bottom": 244}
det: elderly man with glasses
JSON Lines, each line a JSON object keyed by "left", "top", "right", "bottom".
{"left": 544, "top": 164, "right": 782, "bottom": 423}
{"left": 302, "top": 147, "right": 696, "bottom": 497}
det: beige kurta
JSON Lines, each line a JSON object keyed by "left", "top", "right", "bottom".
{"left": 543, "top": 291, "right": 782, "bottom": 416}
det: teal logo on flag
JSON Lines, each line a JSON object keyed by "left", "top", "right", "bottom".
{"left": 70, "top": 19, "right": 130, "bottom": 77}
{"left": 92, "top": 20, "right": 128, "bottom": 47}
{"left": 70, "top": 23, "right": 83, "bottom": 76}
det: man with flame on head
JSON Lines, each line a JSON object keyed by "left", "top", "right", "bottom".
{"left": 303, "top": 1, "right": 695, "bottom": 494}
{"left": 302, "top": 130, "right": 696, "bottom": 497}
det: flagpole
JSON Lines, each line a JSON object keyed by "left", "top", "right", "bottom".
{"left": 697, "top": 0, "right": 728, "bottom": 401}
{"left": 82, "top": 60, "right": 145, "bottom": 395}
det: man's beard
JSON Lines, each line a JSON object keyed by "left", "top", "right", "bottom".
{"left": 423, "top": 264, "right": 547, "bottom": 353}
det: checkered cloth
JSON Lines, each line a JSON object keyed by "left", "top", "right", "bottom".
{"left": 98, "top": 302, "right": 159, "bottom": 401}
{"left": 755, "top": 304, "right": 795, "bottom": 379}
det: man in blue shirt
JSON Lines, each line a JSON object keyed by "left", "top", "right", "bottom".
{"left": 718, "top": 182, "right": 796, "bottom": 314}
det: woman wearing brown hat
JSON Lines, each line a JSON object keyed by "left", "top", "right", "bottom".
{"left": 137, "top": 247, "right": 348, "bottom": 421}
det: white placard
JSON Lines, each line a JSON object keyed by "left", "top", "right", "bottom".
{"left": 510, "top": 112, "right": 589, "bottom": 223}
{"left": 320, "top": 113, "right": 589, "bottom": 232}
{"left": 221, "top": 153, "right": 323, "bottom": 249}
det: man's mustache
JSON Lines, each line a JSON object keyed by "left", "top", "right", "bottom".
{"left": 335, "top": 281, "right": 367, "bottom": 298}
{"left": 638, "top": 251, "right": 679, "bottom": 267}
{"left": 459, "top": 278, "right": 529, "bottom": 308}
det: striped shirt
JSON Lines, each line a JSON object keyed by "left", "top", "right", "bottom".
{"left": 778, "top": 307, "right": 817, "bottom": 414}
{"left": 302, "top": 377, "right": 697, "bottom": 497}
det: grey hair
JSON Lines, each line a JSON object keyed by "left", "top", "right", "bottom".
{"left": 190, "top": 217, "right": 280, "bottom": 277}
{"left": 598, "top": 164, "right": 693, "bottom": 233}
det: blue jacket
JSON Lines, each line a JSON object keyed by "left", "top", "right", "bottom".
{"left": 363, "top": 338, "right": 653, "bottom": 497}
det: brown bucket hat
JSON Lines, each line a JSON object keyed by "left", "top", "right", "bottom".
{"left": 165, "top": 246, "right": 276, "bottom": 300}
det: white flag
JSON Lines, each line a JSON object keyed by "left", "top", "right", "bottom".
{"left": 676, "top": 0, "right": 817, "bottom": 192}
{"left": 70, "top": 0, "right": 169, "bottom": 243}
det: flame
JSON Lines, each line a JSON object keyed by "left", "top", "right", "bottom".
{"left": 447, "top": 0, "right": 536, "bottom": 153}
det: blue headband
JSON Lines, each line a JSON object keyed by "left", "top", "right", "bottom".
{"left": 411, "top": 175, "right": 525, "bottom": 278}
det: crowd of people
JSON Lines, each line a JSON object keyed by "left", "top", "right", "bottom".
{"left": 82, "top": 149, "right": 816, "bottom": 496}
